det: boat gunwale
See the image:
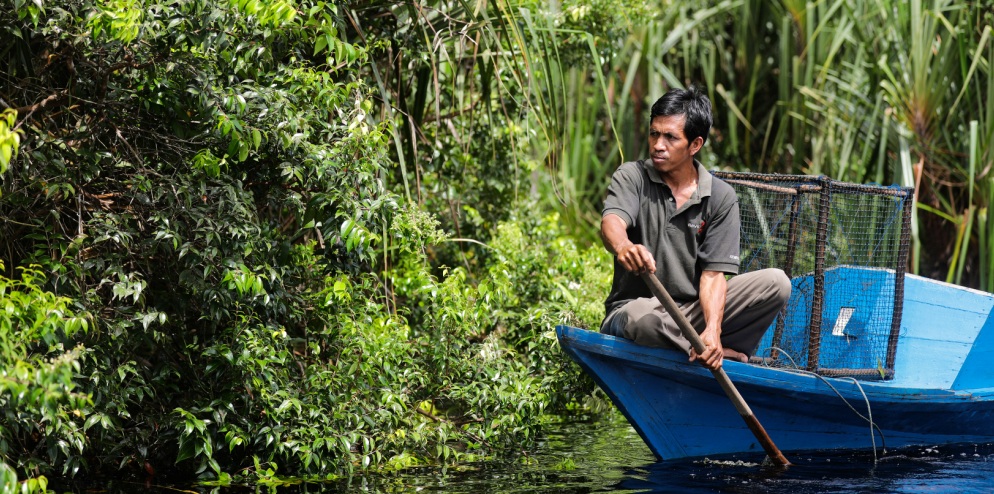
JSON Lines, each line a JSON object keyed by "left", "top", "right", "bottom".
{"left": 557, "top": 326, "right": 994, "bottom": 401}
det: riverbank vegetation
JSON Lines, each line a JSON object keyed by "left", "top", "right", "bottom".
{"left": 2, "top": 0, "right": 993, "bottom": 490}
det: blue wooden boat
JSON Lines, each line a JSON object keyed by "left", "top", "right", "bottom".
{"left": 558, "top": 173, "right": 994, "bottom": 460}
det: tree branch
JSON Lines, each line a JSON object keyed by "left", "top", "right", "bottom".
{"left": 14, "top": 90, "right": 69, "bottom": 120}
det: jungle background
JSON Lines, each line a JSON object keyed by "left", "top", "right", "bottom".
{"left": 2, "top": 0, "right": 993, "bottom": 489}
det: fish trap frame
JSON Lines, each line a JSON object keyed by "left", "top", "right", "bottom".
{"left": 713, "top": 171, "right": 914, "bottom": 380}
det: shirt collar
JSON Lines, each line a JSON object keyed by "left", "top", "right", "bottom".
{"left": 641, "top": 159, "right": 713, "bottom": 198}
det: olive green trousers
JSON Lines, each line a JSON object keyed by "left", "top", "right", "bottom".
{"left": 600, "top": 268, "right": 791, "bottom": 357}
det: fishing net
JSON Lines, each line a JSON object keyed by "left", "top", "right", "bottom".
{"left": 713, "top": 172, "right": 914, "bottom": 380}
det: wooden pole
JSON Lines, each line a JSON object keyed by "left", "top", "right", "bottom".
{"left": 640, "top": 272, "right": 790, "bottom": 466}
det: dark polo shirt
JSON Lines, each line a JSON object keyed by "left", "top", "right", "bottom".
{"left": 602, "top": 159, "right": 740, "bottom": 317}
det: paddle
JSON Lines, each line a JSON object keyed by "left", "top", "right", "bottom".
{"left": 640, "top": 272, "right": 791, "bottom": 466}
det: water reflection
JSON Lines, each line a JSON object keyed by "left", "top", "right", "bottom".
{"left": 593, "top": 417, "right": 994, "bottom": 494}
{"left": 55, "top": 412, "right": 994, "bottom": 493}
{"left": 319, "top": 412, "right": 994, "bottom": 493}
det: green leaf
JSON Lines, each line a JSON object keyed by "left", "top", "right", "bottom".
{"left": 83, "top": 414, "right": 102, "bottom": 431}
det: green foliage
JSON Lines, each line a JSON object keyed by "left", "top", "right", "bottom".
{"left": 17, "top": 0, "right": 993, "bottom": 486}
{"left": 391, "top": 208, "right": 610, "bottom": 447}
{"left": 355, "top": 0, "right": 645, "bottom": 245}
{"left": 4, "top": 0, "right": 989, "bottom": 487}
{"left": 0, "top": 0, "right": 613, "bottom": 485}
{"left": 10, "top": 0, "right": 43, "bottom": 26}
{"left": 0, "top": 264, "right": 90, "bottom": 491}
{"left": 0, "top": 109, "right": 19, "bottom": 177}
{"left": 3, "top": 0, "right": 404, "bottom": 482}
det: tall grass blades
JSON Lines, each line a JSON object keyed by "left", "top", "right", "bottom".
{"left": 482, "top": 0, "right": 994, "bottom": 290}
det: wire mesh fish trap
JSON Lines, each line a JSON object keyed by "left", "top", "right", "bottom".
{"left": 713, "top": 171, "right": 914, "bottom": 380}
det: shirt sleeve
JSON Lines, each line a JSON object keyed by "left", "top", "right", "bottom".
{"left": 698, "top": 192, "right": 740, "bottom": 274}
{"left": 602, "top": 162, "right": 642, "bottom": 227}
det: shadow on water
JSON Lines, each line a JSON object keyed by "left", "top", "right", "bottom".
{"left": 57, "top": 411, "right": 994, "bottom": 493}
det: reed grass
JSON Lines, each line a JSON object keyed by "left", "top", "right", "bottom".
{"left": 362, "top": 0, "right": 994, "bottom": 290}
{"left": 515, "top": 0, "right": 994, "bottom": 290}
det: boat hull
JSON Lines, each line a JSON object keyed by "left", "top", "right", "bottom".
{"left": 557, "top": 326, "right": 994, "bottom": 460}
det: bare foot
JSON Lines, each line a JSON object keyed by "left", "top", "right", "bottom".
{"left": 722, "top": 348, "right": 748, "bottom": 363}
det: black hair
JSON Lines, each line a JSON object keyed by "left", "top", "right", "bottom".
{"left": 649, "top": 85, "right": 713, "bottom": 146}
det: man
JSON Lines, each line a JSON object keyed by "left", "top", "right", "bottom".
{"left": 599, "top": 86, "right": 790, "bottom": 371}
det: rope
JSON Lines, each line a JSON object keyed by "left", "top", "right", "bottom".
{"left": 759, "top": 346, "right": 886, "bottom": 462}
{"left": 842, "top": 376, "right": 878, "bottom": 464}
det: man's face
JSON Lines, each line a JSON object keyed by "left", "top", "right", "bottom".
{"left": 648, "top": 114, "right": 702, "bottom": 174}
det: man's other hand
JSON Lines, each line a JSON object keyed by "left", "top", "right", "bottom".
{"left": 689, "top": 328, "right": 724, "bottom": 371}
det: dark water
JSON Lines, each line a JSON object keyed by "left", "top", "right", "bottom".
{"left": 322, "top": 411, "right": 994, "bottom": 493}
{"left": 73, "top": 411, "right": 994, "bottom": 493}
